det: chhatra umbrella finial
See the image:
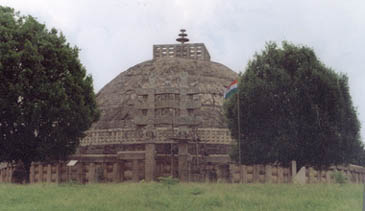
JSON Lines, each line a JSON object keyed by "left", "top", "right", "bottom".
{"left": 176, "top": 29, "right": 189, "bottom": 44}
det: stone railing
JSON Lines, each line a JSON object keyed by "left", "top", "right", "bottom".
{"left": 229, "top": 163, "right": 293, "bottom": 183}
{"left": 81, "top": 128, "right": 234, "bottom": 145}
{"left": 2, "top": 160, "right": 364, "bottom": 184}
{"left": 293, "top": 163, "right": 365, "bottom": 184}
{"left": 0, "top": 163, "right": 14, "bottom": 183}
{"left": 230, "top": 161, "right": 365, "bottom": 184}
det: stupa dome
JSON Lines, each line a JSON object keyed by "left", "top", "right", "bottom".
{"left": 91, "top": 57, "right": 237, "bottom": 132}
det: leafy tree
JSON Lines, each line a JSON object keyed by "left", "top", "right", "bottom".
{"left": 224, "top": 41, "right": 362, "bottom": 169}
{"left": 0, "top": 6, "right": 99, "bottom": 182}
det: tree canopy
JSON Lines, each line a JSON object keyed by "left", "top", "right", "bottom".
{"left": 0, "top": 6, "right": 99, "bottom": 181}
{"left": 224, "top": 41, "right": 363, "bottom": 169}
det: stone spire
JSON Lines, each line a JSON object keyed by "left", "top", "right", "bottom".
{"left": 176, "top": 29, "right": 189, "bottom": 44}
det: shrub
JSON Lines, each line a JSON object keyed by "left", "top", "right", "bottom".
{"left": 331, "top": 171, "right": 348, "bottom": 184}
{"left": 158, "top": 176, "right": 179, "bottom": 189}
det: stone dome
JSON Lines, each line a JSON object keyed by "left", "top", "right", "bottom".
{"left": 91, "top": 57, "right": 237, "bottom": 132}
{"left": 80, "top": 37, "right": 239, "bottom": 149}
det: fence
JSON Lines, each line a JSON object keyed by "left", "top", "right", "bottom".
{"left": 1, "top": 161, "right": 365, "bottom": 184}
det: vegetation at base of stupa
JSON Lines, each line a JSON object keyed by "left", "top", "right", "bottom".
{"left": 0, "top": 6, "right": 99, "bottom": 182}
{"left": 225, "top": 41, "right": 364, "bottom": 169}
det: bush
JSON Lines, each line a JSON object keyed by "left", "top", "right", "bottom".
{"left": 158, "top": 176, "right": 179, "bottom": 189}
{"left": 331, "top": 171, "right": 348, "bottom": 184}
{"left": 190, "top": 187, "right": 204, "bottom": 195}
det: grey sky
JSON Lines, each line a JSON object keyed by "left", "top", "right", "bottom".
{"left": 1, "top": 0, "right": 365, "bottom": 140}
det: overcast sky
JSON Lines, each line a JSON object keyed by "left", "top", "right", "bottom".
{"left": 1, "top": 0, "right": 365, "bottom": 140}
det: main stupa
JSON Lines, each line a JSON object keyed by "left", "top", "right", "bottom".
{"left": 74, "top": 30, "right": 238, "bottom": 182}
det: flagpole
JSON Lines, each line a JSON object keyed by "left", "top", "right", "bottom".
{"left": 237, "top": 86, "right": 241, "bottom": 164}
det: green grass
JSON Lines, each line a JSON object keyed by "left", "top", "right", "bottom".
{"left": 0, "top": 182, "right": 362, "bottom": 211}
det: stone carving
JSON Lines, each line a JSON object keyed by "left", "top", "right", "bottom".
{"left": 81, "top": 127, "right": 233, "bottom": 146}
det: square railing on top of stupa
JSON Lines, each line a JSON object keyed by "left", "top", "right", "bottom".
{"left": 153, "top": 43, "right": 210, "bottom": 61}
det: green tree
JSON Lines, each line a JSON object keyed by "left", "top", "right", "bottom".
{"left": 0, "top": 6, "right": 99, "bottom": 182}
{"left": 224, "top": 41, "right": 362, "bottom": 169}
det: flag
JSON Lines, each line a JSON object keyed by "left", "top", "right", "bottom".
{"left": 224, "top": 80, "right": 238, "bottom": 99}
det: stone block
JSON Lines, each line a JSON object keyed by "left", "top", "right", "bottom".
{"left": 132, "top": 160, "right": 139, "bottom": 182}
{"left": 293, "top": 166, "right": 306, "bottom": 185}
{"left": 145, "top": 144, "right": 156, "bottom": 182}
{"left": 118, "top": 151, "right": 145, "bottom": 160}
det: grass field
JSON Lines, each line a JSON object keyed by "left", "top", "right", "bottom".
{"left": 0, "top": 182, "right": 363, "bottom": 211}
